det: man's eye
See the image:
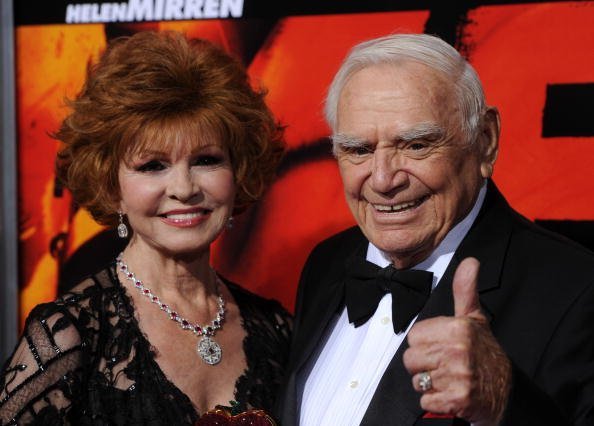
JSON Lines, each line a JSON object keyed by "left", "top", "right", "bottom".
{"left": 409, "top": 143, "right": 428, "bottom": 151}
{"left": 193, "top": 155, "right": 223, "bottom": 166}
{"left": 136, "top": 160, "right": 166, "bottom": 172}
{"left": 344, "top": 145, "right": 372, "bottom": 156}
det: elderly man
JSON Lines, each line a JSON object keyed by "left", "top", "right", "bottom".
{"left": 278, "top": 34, "right": 594, "bottom": 426}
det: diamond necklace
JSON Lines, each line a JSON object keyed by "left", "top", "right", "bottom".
{"left": 116, "top": 253, "right": 226, "bottom": 365}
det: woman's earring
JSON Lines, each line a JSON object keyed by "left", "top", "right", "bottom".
{"left": 117, "top": 211, "right": 129, "bottom": 238}
{"left": 226, "top": 216, "right": 234, "bottom": 229}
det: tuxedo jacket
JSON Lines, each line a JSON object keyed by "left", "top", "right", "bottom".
{"left": 278, "top": 182, "right": 594, "bottom": 426}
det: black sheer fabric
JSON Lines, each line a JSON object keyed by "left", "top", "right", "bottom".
{"left": 0, "top": 265, "right": 292, "bottom": 425}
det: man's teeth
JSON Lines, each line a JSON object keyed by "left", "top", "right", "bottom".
{"left": 374, "top": 200, "right": 419, "bottom": 212}
{"left": 166, "top": 212, "right": 202, "bottom": 220}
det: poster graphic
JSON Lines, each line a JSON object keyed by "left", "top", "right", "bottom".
{"left": 15, "top": 1, "right": 594, "bottom": 326}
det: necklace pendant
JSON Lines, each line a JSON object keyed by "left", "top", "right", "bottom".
{"left": 197, "top": 336, "right": 222, "bottom": 365}
{"left": 116, "top": 254, "right": 226, "bottom": 367}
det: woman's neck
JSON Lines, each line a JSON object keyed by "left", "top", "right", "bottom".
{"left": 118, "top": 240, "right": 217, "bottom": 304}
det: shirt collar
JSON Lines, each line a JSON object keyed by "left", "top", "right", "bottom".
{"left": 366, "top": 181, "right": 487, "bottom": 287}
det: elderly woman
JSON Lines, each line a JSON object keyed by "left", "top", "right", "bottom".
{"left": 0, "top": 31, "right": 289, "bottom": 425}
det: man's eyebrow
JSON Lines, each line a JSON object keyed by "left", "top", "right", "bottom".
{"left": 395, "top": 123, "right": 445, "bottom": 142}
{"left": 330, "top": 123, "right": 445, "bottom": 154}
{"left": 331, "top": 133, "right": 368, "bottom": 148}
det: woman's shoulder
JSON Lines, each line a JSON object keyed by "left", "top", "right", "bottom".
{"left": 223, "top": 278, "right": 290, "bottom": 315}
{"left": 62, "top": 264, "right": 120, "bottom": 295}
{"left": 220, "top": 276, "right": 292, "bottom": 338}
{"left": 56, "top": 264, "right": 122, "bottom": 305}
{"left": 25, "top": 264, "right": 125, "bottom": 333}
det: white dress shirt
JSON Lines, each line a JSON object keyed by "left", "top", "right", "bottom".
{"left": 299, "top": 184, "right": 487, "bottom": 426}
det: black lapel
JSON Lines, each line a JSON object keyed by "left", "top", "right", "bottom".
{"left": 454, "top": 181, "right": 513, "bottom": 313}
{"left": 281, "top": 228, "right": 368, "bottom": 425}
{"left": 361, "top": 181, "right": 514, "bottom": 426}
{"left": 280, "top": 275, "right": 345, "bottom": 426}
{"left": 291, "top": 231, "right": 368, "bottom": 373}
{"left": 292, "top": 275, "right": 345, "bottom": 373}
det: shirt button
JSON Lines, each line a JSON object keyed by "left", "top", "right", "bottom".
{"left": 381, "top": 316, "right": 390, "bottom": 325}
{"left": 349, "top": 380, "right": 359, "bottom": 388}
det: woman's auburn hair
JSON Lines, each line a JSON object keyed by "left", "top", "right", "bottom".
{"left": 55, "top": 30, "right": 284, "bottom": 226}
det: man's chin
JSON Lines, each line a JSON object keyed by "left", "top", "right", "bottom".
{"left": 369, "top": 235, "right": 433, "bottom": 268}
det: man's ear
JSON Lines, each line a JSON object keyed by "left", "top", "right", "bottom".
{"left": 478, "top": 107, "right": 500, "bottom": 179}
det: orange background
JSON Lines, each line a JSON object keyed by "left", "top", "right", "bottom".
{"left": 16, "top": 2, "right": 594, "bottom": 326}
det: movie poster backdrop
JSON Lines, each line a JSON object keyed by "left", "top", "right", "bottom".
{"left": 14, "top": 0, "right": 594, "bottom": 326}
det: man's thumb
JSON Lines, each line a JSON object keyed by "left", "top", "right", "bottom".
{"left": 453, "top": 257, "right": 481, "bottom": 317}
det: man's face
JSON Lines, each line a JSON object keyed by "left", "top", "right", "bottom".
{"left": 335, "top": 62, "right": 497, "bottom": 268}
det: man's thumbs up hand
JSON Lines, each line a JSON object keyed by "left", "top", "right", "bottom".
{"left": 453, "top": 257, "right": 483, "bottom": 318}
{"left": 403, "top": 258, "right": 511, "bottom": 425}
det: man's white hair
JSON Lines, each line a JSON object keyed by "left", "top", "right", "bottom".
{"left": 325, "top": 33, "right": 486, "bottom": 148}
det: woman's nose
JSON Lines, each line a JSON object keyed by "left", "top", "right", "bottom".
{"left": 166, "top": 166, "right": 196, "bottom": 202}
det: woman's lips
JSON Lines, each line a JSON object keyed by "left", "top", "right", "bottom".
{"left": 159, "top": 209, "right": 212, "bottom": 227}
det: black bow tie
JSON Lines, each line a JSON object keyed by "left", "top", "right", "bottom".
{"left": 344, "top": 257, "right": 434, "bottom": 334}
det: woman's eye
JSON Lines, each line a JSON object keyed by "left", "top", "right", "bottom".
{"left": 136, "top": 160, "right": 166, "bottom": 172}
{"left": 193, "top": 155, "right": 223, "bottom": 166}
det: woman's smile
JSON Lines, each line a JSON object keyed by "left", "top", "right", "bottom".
{"left": 159, "top": 207, "right": 213, "bottom": 227}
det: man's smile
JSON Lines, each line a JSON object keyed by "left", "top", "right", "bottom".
{"left": 370, "top": 194, "right": 430, "bottom": 213}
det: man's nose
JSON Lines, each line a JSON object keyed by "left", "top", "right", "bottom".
{"left": 370, "top": 148, "right": 407, "bottom": 194}
{"left": 167, "top": 166, "right": 197, "bottom": 202}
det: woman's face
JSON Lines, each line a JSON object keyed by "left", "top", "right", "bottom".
{"left": 118, "top": 136, "right": 236, "bottom": 258}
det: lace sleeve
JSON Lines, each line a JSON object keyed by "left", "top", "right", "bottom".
{"left": 0, "top": 301, "right": 85, "bottom": 425}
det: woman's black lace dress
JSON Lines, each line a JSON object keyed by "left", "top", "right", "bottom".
{"left": 0, "top": 265, "right": 292, "bottom": 425}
